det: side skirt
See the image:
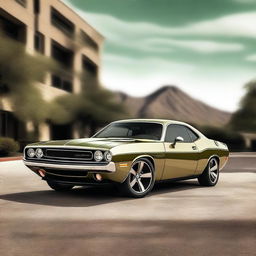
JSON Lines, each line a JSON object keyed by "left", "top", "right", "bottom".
{"left": 156, "top": 175, "right": 200, "bottom": 184}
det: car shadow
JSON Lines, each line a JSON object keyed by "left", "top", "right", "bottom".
{"left": 0, "top": 180, "right": 200, "bottom": 207}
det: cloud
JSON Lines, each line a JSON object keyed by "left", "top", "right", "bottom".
{"left": 78, "top": 10, "right": 256, "bottom": 39}
{"left": 146, "top": 39, "right": 244, "bottom": 53}
{"left": 69, "top": 7, "right": 249, "bottom": 55}
{"left": 245, "top": 54, "right": 256, "bottom": 62}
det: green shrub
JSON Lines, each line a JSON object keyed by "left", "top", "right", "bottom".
{"left": 0, "top": 137, "right": 20, "bottom": 156}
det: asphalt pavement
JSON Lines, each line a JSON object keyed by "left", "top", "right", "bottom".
{"left": 0, "top": 153, "right": 255, "bottom": 256}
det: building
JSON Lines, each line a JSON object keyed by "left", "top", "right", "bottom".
{"left": 0, "top": 0, "right": 104, "bottom": 143}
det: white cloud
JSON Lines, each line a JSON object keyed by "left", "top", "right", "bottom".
{"left": 246, "top": 54, "right": 256, "bottom": 62}
{"left": 147, "top": 38, "right": 244, "bottom": 53}
{"left": 77, "top": 10, "right": 256, "bottom": 39}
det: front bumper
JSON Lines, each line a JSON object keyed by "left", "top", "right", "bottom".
{"left": 23, "top": 160, "right": 116, "bottom": 173}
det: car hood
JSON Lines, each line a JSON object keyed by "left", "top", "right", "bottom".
{"left": 29, "top": 138, "right": 156, "bottom": 150}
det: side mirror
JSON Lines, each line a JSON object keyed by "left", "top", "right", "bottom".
{"left": 171, "top": 136, "right": 184, "bottom": 147}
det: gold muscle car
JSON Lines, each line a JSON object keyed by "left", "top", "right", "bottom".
{"left": 23, "top": 119, "right": 229, "bottom": 198}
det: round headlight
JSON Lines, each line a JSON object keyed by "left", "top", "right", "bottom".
{"left": 104, "top": 151, "right": 112, "bottom": 162}
{"left": 35, "top": 148, "right": 43, "bottom": 158}
{"left": 94, "top": 150, "right": 103, "bottom": 162}
{"left": 27, "top": 148, "right": 35, "bottom": 158}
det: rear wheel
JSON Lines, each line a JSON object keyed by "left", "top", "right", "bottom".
{"left": 46, "top": 180, "right": 74, "bottom": 192}
{"left": 198, "top": 158, "right": 219, "bottom": 186}
{"left": 120, "top": 158, "right": 155, "bottom": 198}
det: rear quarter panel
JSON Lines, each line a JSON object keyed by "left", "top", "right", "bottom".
{"left": 194, "top": 137, "right": 229, "bottom": 175}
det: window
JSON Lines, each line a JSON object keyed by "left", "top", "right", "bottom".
{"left": 51, "top": 75, "right": 73, "bottom": 92}
{"left": 15, "top": 0, "right": 27, "bottom": 7}
{"left": 34, "top": 31, "right": 44, "bottom": 53}
{"left": 0, "top": 110, "right": 19, "bottom": 139}
{"left": 165, "top": 124, "right": 192, "bottom": 143}
{"left": 185, "top": 127, "right": 199, "bottom": 142}
{"left": 82, "top": 56, "right": 98, "bottom": 76}
{"left": 0, "top": 14, "right": 27, "bottom": 43}
{"left": 51, "top": 41, "right": 74, "bottom": 69}
{"left": 51, "top": 7, "right": 75, "bottom": 36}
{"left": 94, "top": 122, "right": 163, "bottom": 140}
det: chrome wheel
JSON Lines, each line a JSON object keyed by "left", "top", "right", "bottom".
{"left": 198, "top": 157, "right": 219, "bottom": 186}
{"left": 129, "top": 160, "right": 153, "bottom": 194}
{"left": 209, "top": 158, "right": 219, "bottom": 183}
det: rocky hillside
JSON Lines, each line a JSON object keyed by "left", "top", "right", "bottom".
{"left": 117, "top": 86, "right": 231, "bottom": 127}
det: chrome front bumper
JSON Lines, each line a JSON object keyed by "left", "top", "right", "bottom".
{"left": 23, "top": 160, "right": 116, "bottom": 173}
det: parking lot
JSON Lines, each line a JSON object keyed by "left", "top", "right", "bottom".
{"left": 0, "top": 153, "right": 255, "bottom": 256}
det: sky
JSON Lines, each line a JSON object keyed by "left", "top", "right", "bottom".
{"left": 63, "top": 0, "right": 256, "bottom": 112}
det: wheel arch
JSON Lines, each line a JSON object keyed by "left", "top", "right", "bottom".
{"left": 206, "top": 155, "right": 220, "bottom": 168}
{"left": 132, "top": 155, "right": 155, "bottom": 170}
{"left": 120, "top": 155, "right": 156, "bottom": 183}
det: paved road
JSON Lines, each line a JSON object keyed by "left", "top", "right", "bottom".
{"left": 0, "top": 153, "right": 255, "bottom": 256}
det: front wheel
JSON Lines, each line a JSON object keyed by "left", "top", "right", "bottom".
{"left": 198, "top": 158, "right": 219, "bottom": 186}
{"left": 120, "top": 158, "right": 155, "bottom": 198}
{"left": 46, "top": 180, "right": 74, "bottom": 192}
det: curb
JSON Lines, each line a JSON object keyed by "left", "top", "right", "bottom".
{"left": 0, "top": 156, "right": 23, "bottom": 162}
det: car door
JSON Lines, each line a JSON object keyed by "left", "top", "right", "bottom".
{"left": 162, "top": 124, "right": 199, "bottom": 180}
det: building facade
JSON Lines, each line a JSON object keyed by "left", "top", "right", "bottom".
{"left": 0, "top": 0, "right": 104, "bottom": 143}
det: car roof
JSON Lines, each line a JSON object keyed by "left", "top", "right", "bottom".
{"left": 113, "top": 119, "right": 189, "bottom": 126}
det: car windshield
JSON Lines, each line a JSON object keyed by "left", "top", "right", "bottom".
{"left": 94, "top": 122, "right": 163, "bottom": 140}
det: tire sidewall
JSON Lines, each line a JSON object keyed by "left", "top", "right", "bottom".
{"left": 124, "top": 158, "right": 155, "bottom": 198}
{"left": 207, "top": 158, "right": 219, "bottom": 186}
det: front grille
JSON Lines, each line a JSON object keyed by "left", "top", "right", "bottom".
{"left": 45, "top": 149, "right": 93, "bottom": 160}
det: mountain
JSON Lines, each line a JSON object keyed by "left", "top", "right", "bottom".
{"left": 116, "top": 86, "right": 231, "bottom": 127}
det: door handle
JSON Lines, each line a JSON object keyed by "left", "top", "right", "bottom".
{"left": 192, "top": 146, "right": 197, "bottom": 150}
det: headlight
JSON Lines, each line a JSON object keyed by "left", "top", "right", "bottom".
{"left": 94, "top": 150, "right": 103, "bottom": 162}
{"left": 104, "top": 151, "right": 112, "bottom": 162}
{"left": 35, "top": 148, "right": 43, "bottom": 158}
{"left": 27, "top": 148, "right": 35, "bottom": 158}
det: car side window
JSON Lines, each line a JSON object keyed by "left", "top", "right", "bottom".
{"left": 184, "top": 127, "right": 199, "bottom": 142}
{"left": 165, "top": 124, "right": 192, "bottom": 143}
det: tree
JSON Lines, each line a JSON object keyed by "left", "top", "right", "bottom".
{"left": 229, "top": 80, "right": 256, "bottom": 132}
{"left": 0, "top": 33, "right": 56, "bottom": 139}
{"left": 51, "top": 72, "right": 128, "bottom": 136}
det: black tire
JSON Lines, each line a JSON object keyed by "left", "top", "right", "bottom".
{"left": 119, "top": 158, "right": 155, "bottom": 198}
{"left": 46, "top": 180, "right": 74, "bottom": 192}
{"left": 198, "top": 157, "right": 219, "bottom": 186}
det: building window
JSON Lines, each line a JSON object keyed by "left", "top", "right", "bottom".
{"left": 82, "top": 56, "right": 98, "bottom": 76}
{"left": 0, "top": 110, "right": 19, "bottom": 140}
{"left": 51, "top": 7, "right": 75, "bottom": 36}
{"left": 34, "top": 31, "right": 44, "bottom": 54}
{"left": 33, "top": 0, "right": 40, "bottom": 14}
{"left": 51, "top": 41, "right": 74, "bottom": 92}
{"left": 0, "top": 13, "right": 27, "bottom": 43}
{"left": 15, "top": 0, "right": 27, "bottom": 7}
{"left": 80, "top": 30, "right": 99, "bottom": 51}
{"left": 51, "top": 40, "right": 74, "bottom": 69}
{"left": 51, "top": 74, "right": 73, "bottom": 92}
